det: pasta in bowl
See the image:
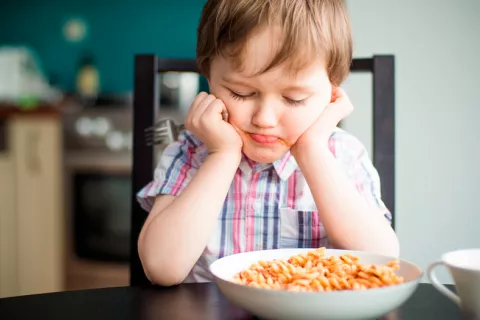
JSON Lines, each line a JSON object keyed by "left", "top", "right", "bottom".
{"left": 210, "top": 248, "right": 422, "bottom": 320}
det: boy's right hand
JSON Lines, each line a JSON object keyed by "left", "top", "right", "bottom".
{"left": 185, "top": 92, "right": 243, "bottom": 157}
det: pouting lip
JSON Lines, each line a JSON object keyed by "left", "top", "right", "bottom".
{"left": 242, "top": 131, "right": 293, "bottom": 147}
{"left": 246, "top": 132, "right": 281, "bottom": 139}
{"left": 248, "top": 133, "right": 280, "bottom": 144}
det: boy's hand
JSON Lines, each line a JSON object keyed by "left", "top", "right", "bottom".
{"left": 185, "top": 92, "right": 243, "bottom": 157}
{"left": 291, "top": 87, "right": 353, "bottom": 157}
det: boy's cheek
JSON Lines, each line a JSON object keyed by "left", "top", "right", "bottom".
{"left": 283, "top": 126, "right": 310, "bottom": 146}
{"left": 283, "top": 110, "right": 325, "bottom": 145}
{"left": 287, "top": 111, "right": 320, "bottom": 137}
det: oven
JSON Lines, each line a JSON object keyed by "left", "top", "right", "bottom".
{"left": 62, "top": 104, "right": 132, "bottom": 290}
{"left": 67, "top": 153, "right": 131, "bottom": 262}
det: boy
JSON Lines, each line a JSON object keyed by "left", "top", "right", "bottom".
{"left": 137, "top": 0, "right": 399, "bottom": 286}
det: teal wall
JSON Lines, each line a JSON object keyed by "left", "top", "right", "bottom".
{"left": 0, "top": 0, "right": 206, "bottom": 93}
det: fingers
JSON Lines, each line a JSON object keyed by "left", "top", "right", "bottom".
{"left": 193, "top": 94, "right": 216, "bottom": 120}
{"left": 331, "top": 87, "right": 350, "bottom": 104}
{"left": 222, "top": 109, "right": 229, "bottom": 122}
{"left": 186, "top": 92, "right": 229, "bottom": 130}
{"left": 333, "top": 88, "right": 353, "bottom": 117}
{"left": 319, "top": 103, "right": 342, "bottom": 127}
{"left": 190, "top": 91, "right": 209, "bottom": 110}
{"left": 186, "top": 92, "right": 215, "bottom": 127}
{"left": 186, "top": 92, "right": 208, "bottom": 124}
{"left": 330, "top": 87, "right": 338, "bottom": 103}
{"left": 203, "top": 98, "right": 227, "bottom": 122}
{"left": 320, "top": 87, "right": 353, "bottom": 126}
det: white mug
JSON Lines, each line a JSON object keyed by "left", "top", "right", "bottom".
{"left": 427, "top": 248, "right": 480, "bottom": 319}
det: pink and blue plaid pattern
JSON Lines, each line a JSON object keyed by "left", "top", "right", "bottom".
{"left": 137, "top": 129, "right": 391, "bottom": 282}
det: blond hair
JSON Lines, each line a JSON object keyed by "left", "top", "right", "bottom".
{"left": 196, "top": 0, "right": 353, "bottom": 86}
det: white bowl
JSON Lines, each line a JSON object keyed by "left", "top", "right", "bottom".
{"left": 210, "top": 248, "right": 423, "bottom": 320}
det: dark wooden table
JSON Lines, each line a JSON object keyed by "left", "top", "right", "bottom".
{"left": 0, "top": 283, "right": 462, "bottom": 320}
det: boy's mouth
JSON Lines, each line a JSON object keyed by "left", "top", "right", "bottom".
{"left": 249, "top": 133, "right": 280, "bottom": 145}
{"left": 238, "top": 130, "right": 292, "bottom": 147}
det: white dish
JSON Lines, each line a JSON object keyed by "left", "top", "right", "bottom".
{"left": 210, "top": 248, "right": 423, "bottom": 320}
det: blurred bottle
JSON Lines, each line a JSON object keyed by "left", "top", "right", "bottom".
{"left": 76, "top": 53, "right": 100, "bottom": 106}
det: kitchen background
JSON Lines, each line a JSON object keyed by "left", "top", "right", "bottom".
{"left": 0, "top": 0, "right": 479, "bottom": 298}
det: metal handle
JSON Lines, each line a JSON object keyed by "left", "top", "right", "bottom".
{"left": 26, "top": 129, "right": 41, "bottom": 174}
{"left": 144, "top": 119, "right": 186, "bottom": 146}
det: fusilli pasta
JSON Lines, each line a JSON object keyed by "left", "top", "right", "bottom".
{"left": 233, "top": 248, "right": 404, "bottom": 292}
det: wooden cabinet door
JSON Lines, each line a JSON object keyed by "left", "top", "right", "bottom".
{"left": 11, "top": 116, "right": 64, "bottom": 296}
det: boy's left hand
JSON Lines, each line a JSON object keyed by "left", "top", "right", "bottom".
{"left": 291, "top": 87, "right": 353, "bottom": 157}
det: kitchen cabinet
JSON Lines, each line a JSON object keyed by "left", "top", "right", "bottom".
{"left": 0, "top": 111, "right": 64, "bottom": 298}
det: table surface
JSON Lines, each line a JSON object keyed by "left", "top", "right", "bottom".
{"left": 0, "top": 283, "right": 462, "bottom": 320}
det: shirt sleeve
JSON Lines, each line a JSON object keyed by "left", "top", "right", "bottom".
{"left": 136, "top": 130, "right": 203, "bottom": 212}
{"left": 331, "top": 129, "right": 393, "bottom": 223}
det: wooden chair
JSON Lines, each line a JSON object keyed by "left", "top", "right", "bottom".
{"left": 130, "top": 54, "right": 395, "bottom": 286}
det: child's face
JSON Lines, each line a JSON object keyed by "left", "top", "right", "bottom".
{"left": 208, "top": 26, "right": 333, "bottom": 163}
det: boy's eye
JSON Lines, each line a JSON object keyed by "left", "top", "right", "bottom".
{"left": 284, "top": 97, "right": 307, "bottom": 107}
{"left": 229, "top": 89, "right": 307, "bottom": 107}
{"left": 230, "top": 90, "right": 255, "bottom": 101}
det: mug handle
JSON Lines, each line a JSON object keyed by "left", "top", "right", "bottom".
{"left": 426, "top": 261, "right": 461, "bottom": 306}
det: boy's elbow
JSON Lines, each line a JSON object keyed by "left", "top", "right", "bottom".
{"left": 373, "top": 233, "right": 400, "bottom": 258}
{"left": 137, "top": 233, "right": 186, "bottom": 286}
{"left": 140, "top": 252, "right": 189, "bottom": 287}
{"left": 381, "top": 225, "right": 401, "bottom": 258}
{"left": 388, "top": 237, "right": 401, "bottom": 258}
{"left": 147, "top": 269, "right": 185, "bottom": 287}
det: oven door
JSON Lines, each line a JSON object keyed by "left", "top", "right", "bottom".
{"left": 66, "top": 152, "right": 132, "bottom": 263}
{"left": 73, "top": 171, "right": 131, "bottom": 261}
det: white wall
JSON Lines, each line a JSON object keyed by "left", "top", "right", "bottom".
{"left": 343, "top": 0, "right": 480, "bottom": 284}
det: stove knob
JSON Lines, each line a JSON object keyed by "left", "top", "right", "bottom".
{"left": 75, "top": 117, "right": 93, "bottom": 136}
{"left": 106, "top": 131, "right": 124, "bottom": 151}
{"left": 92, "top": 117, "right": 111, "bottom": 137}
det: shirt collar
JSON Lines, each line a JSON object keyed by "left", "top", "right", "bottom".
{"left": 238, "top": 151, "right": 298, "bottom": 181}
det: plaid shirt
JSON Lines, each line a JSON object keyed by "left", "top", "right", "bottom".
{"left": 137, "top": 129, "right": 391, "bottom": 282}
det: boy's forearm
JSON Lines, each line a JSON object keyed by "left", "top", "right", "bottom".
{"left": 141, "top": 152, "right": 241, "bottom": 285}
{"left": 295, "top": 148, "right": 399, "bottom": 257}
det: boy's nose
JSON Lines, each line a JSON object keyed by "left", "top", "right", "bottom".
{"left": 251, "top": 104, "right": 280, "bottom": 129}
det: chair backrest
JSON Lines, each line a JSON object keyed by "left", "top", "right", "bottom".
{"left": 130, "top": 54, "right": 395, "bottom": 286}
